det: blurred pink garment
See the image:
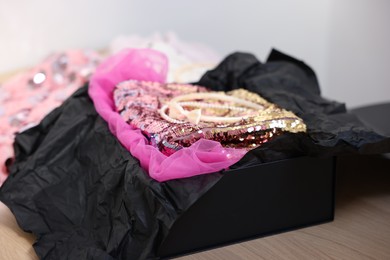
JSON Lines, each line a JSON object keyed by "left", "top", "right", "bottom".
{"left": 109, "top": 32, "right": 221, "bottom": 83}
{"left": 0, "top": 50, "right": 101, "bottom": 185}
{"left": 89, "top": 48, "right": 246, "bottom": 182}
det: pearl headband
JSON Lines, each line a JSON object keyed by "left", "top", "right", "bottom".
{"left": 159, "top": 92, "right": 265, "bottom": 124}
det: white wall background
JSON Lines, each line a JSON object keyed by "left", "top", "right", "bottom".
{"left": 0, "top": 0, "right": 389, "bottom": 108}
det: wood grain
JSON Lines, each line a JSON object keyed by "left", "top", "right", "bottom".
{"left": 0, "top": 202, "right": 38, "bottom": 260}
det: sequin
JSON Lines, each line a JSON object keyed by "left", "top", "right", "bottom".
{"left": 33, "top": 72, "right": 46, "bottom": 85}
{"left": 114, "top": 80, "right": 307, "bottom": 155}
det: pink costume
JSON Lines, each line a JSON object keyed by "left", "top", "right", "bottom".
{"left": 89, "top": 49, "right": 247, "bottom": 182}
{"left": 0, "top": 50, "right": 100, "bottom": 185}
{"left": 89, "top": 49, "right": 306, "bottom": 182}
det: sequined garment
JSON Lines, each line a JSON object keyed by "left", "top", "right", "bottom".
{"left": 114, "top": 80, "right": 306, "bottom": 155}
{"left": 0, "top": 50, "right": 101, "bottom": 185}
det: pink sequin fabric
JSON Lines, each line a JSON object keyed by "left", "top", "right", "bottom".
{"left": 114, "top": 80, "right": 207, "bottom": 155}
{"left": 0, "top": 50, "right": 101, "bottom": 185}
{"left": 114, "top": 80, "right": 307, "bottom": 156}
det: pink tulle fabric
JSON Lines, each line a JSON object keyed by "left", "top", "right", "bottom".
{"left": 89, "top": 48, "right": 246, "bottom": 182}
{"left": 0, "top": 50, "right": 100, "bottom": 185}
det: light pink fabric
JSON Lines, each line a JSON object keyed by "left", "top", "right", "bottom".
{"left": 0, "top": 50, "right": 100, "bottom": 185}
{"left": 109, "top": 32, "right": 221, "bottom": 83}
{"left": 89, "top": 48, "right": 246, "bottom": 182}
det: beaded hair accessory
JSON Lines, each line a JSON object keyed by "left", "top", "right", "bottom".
{"left": 159, "top": 92, "right": 265, "bottom": 125}
{"left": 114, "top": 80, "right": 306, "bottom": 156}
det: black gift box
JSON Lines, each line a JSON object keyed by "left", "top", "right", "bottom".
{"left": 158, "top": 101, "right": 390, "bottom": 258}
{"left": 158, "top": 156, "right": 335, "bottom": 258}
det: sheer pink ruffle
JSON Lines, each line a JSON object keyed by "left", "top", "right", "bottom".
{"left": 89, "top": 48, "right": 246, "bottom": 182}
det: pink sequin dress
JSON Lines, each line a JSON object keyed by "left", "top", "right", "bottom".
{"left": 0, "top": 50, "right": 101, "bottom": 185}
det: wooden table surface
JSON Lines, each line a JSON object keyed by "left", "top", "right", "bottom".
{"left": 1, "top": 155, "right": 389, "bottom": 260}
